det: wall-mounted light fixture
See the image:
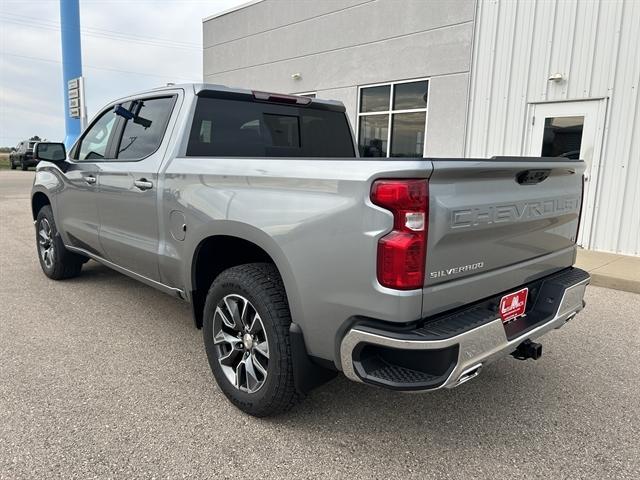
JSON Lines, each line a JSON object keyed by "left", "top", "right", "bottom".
{"left": 548, "top": 73, "right": 564, "bottom": 82}
{"left": 291, "top": 73, "right": 302, "bottom": 80}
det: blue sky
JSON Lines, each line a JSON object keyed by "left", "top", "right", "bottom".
{"left": 0, "top": 0, "right": 245, "bottom": 147}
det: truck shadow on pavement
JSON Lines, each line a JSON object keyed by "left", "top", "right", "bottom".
{"left": 71, "top": 260, "right": 578, "bottom": 440}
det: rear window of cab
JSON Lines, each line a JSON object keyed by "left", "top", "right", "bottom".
{"left": 186, "top": 96, "right": 355, "bottom": 158}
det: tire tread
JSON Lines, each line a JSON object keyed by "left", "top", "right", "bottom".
{"left": 36, "top": 205, "right": 84, "bottom": 280}
{"left": 205, "top": 263, "right": 302, "bottom": 416}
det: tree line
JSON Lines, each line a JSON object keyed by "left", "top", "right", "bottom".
{"left": 1, "top": 136, "right": 45, "bottom": 152}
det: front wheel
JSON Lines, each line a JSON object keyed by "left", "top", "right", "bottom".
{"left": 202, "top": 263, "right": 301, "bottom": 417}
{"left": 35, "top": 205, "right": 85, "bottom": 280}
{"left": 10, "top": 158, "right": 16, "bottom": 170}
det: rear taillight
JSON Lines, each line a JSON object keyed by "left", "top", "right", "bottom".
{"left": 371, "top": 179, "right": 428, "bottom": 290}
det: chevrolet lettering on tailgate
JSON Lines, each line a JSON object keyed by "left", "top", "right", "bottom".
{"left": 451, "top": 197, "right": 581, "bottom": 228}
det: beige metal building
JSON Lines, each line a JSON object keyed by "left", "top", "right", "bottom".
{"left": 203, "top": 0, "right": 640, "bottom": 256}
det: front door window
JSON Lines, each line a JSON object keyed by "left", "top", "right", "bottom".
{"left": 76, "top": 109, "right": 118, "bottom": 161}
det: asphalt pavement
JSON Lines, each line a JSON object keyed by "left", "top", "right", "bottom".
{"left": 1, "top": 170, "right": 638, "bottom": 479}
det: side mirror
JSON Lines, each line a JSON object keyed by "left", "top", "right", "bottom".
{"left": 34, "top": 142, "right": 66, "bottom": 163}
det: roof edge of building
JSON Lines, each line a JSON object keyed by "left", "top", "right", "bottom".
{"left": 203, "top": 0, "right": 265, "bottom": 23}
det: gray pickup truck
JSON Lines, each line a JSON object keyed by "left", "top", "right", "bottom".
{"left": 31, "top": 83, "right": 590, "bottom": 416}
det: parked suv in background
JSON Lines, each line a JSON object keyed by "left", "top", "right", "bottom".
{"left": 10, "top": 140, "right": 38, "bottom": 170}
{"left": 30, "top": 84, "right": 590, "bottom": 417}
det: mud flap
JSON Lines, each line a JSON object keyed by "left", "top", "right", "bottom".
{"left": 290, "top": 323, "right": 337, "bottom": 395}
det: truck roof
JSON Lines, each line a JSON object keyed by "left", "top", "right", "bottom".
{"left": 113, "top": 83, "right": 344, "bottom": 109}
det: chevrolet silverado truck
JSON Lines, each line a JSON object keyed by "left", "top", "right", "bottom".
{"left": 31, "top": 84, "right": 590, "bottom": 416}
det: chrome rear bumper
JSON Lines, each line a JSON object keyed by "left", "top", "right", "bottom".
{"left": 340, "top": 268, "right": 590, "bottom": 391}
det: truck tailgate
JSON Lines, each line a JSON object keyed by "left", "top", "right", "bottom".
{"left": 425, "top": 158, "right": 585, "bottom": 291}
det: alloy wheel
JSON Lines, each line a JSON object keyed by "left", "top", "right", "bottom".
{"left": 213, "top": 294, "right": 270, "bottom": 393}
{"left": 38, "top": 218, "right": 54, "bottom": 269}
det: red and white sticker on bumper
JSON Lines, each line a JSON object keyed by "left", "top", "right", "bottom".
{"left": 499, "top": 287, "right": 528, "bottom": 323}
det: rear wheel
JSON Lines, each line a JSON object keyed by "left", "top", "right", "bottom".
{"left": 36, "top": 205, "right": 85, "bottom": 279}
{"left": 202, "top": 263, "right": 301, "bottom": 417}
{"left": 20, "top": 158, "right": 27, "bottom": 171}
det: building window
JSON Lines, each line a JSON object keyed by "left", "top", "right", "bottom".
{"left": 357, "top": 79, "right": 428, "bottom": 157}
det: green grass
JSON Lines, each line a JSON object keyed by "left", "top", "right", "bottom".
{"left": 0, "top": 153, "right": 9, "bottom": 170}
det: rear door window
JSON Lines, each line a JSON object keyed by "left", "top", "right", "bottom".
{"left": 116, "top": 96, "right": 175, "bottom": 160}
{"left": 187, "top": 96, "right": 354, "bottom": 157}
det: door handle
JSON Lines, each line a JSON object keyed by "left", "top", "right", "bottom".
{"left": 83, "top": 175, "right": 96, "bottom": 185}
{"left": 134, "top": 178, "right": 153, "bottom": 191}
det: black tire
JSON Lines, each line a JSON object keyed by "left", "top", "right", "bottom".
{"left": 10, "top": 158, "right": 16, "bottom": 170}
{"left": 20, "top": 158, "right": 27, "bottom": 171}
{"left": 35, "top": 205, "right": 85, "bottom": 280}
{"left": 202, "top": 263, "right": 301, "bottom": 417}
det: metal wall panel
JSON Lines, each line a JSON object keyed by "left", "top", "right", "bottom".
{"left": 466, "top": 0, "right": 640, "bottom": 255}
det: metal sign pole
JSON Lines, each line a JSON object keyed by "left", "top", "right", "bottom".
{"left": 78, "top": 76, "right": 87, "bottom": 131}
{"left": 60, "top": 0, "right": 83, "bottom": 148}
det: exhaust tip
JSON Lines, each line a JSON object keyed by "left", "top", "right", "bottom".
{"left": 454, "top": 363, "right": 482, "bottom": 386}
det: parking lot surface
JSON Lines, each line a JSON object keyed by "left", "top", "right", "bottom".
{"left": 1, "top": 170, "right": 639, "bottom": 479}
